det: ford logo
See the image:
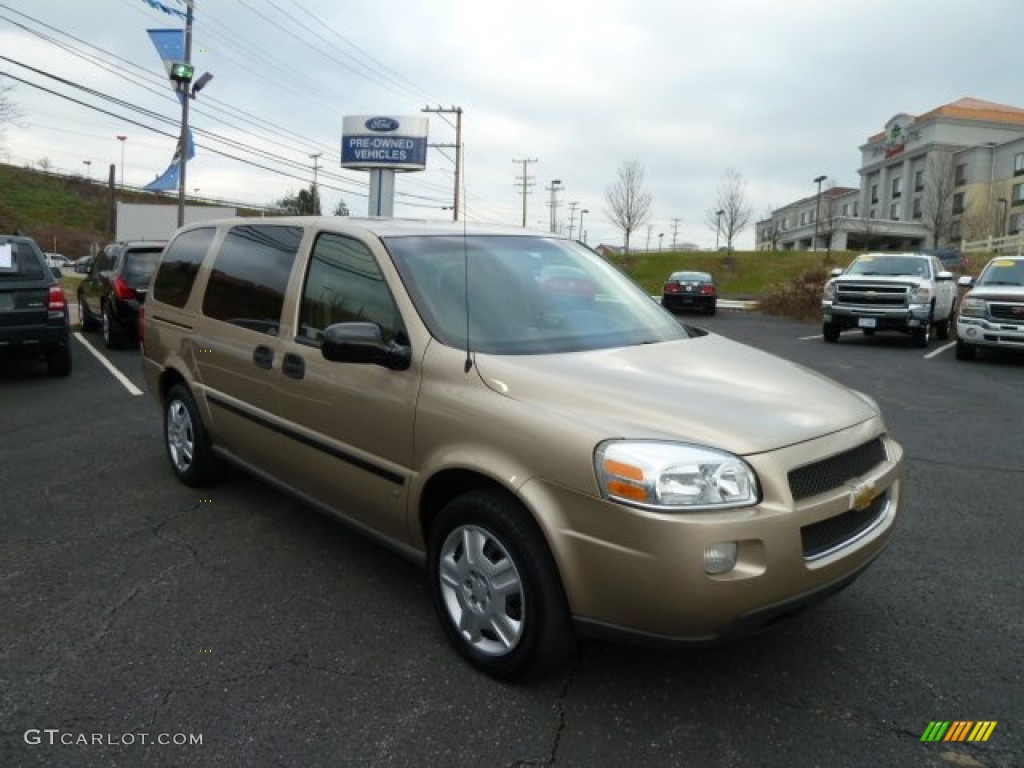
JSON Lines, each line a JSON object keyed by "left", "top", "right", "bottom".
{"left": 365, "top": 117, "right": 399, "bottom": 132}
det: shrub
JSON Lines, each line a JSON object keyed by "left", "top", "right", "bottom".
{"left": 759, "top": 266, "right": 830, "bottom": 321}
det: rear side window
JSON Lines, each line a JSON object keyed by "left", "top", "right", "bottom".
{"left": 202, "top": 225, "right": 302, "bottom": 336}
{"left": 153, "top": 228, "right": 215, "bottom": 307}
{"left": 0, "top": 241, "right": 46, "bottom": 280}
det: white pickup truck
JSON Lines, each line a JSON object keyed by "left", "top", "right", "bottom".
{"left": 821, "top": 252, "right": 957, "bottom": 347}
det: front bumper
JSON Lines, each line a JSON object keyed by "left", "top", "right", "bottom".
{"left": 956, "top": 316, "right": 1024, "bottom": 350}
{"left": 823, "top": 301, "right": 930, "bottom": 332}
{"left": 522, "top": 421, "right": 904, "bottom": 642}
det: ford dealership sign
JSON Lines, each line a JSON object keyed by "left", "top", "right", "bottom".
{"left": 341, "top": 115, "right": 428, "bottom": 170}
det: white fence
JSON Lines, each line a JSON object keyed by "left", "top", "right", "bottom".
{"left": 961, "top": 234, "right": 1024, "bottom": 255}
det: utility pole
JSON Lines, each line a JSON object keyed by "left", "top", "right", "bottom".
{"left": 176, "top": 0, "right": 194, "bottom": 227}
{"left": 310, "top": 152, "right": 322, "bottom": 214}
{"left": 422, "top": 105, "right": 463, "bottom": 221}
{"left": 567, "top": 201, "right": 579, "bottom": 239}
{"left": 513, "top": 158, "right": 537, "bottom": 227}
{"left": 547, "top": 179, "right": 564, "bottom": 233}
{"left": 671, "top": 218, "right": 680, "bottom": 250}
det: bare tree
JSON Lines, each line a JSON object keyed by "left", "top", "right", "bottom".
{"left": 758, "top": 208, "right": 780, "bottom": 250}
{"left": 0, "top": 79, "right": 22, "bottom": 135}
{"left": 921, "top": 152, "right": 956, "bottom": 248}
{"left": 853, "top": 212, "right": 879, "bottom": 251}
{"left": 705, "top": 168, "right": 753, "bottom": 251}
{"left": 604, "top": 159, "right": 652, "bottom": 254}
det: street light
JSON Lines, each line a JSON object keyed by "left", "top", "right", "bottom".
{"left": 715, "top": 209, "right": 724, "bottom": 250}
{"left": 658, "top": 232, "right": 664, "bottom": 252}
{"left": 579, "top": 208, "right": 589, "bottom": 243}
{"left": 83, "top": 160, "right": 91, "bottom": 179}
{"left": 548, "top": 179, "right": 563, "bottom": 233}
{"left": 813, "top": 174, "right": 827, "bottom": 250}
{"left": 116, "top": 135, "right": 127, "bottom": 187}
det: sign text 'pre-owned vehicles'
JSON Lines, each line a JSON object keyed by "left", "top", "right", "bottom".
{"left": 141, "top": 217, "right": 905, "bottom": 681}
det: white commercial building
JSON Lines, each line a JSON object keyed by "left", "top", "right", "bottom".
{"left": 757, "top": 98, "right": 1024, "bottom": 252}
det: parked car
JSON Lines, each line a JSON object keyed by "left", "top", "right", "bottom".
{"left": 142, "top": 218, "right": 905, "bottom": 681}
{"left": 955, "top": 256, "right": 1024, "bottom": 361}
{"left": 822, "top": 252, "right": 957, "bottom": 347}
{"left": 78, "top": 241, "right": 165, "bottom": 348}
{"left": 73, "top": 255, "right": 94, "bottom": 274}
{"left": 0, "top": 235, "right": 72, "bottom": 375}
{"left": 662, "top": 270, "right": 717, "bottom": 314}
{"left": 45, "top": 253, "right": 72, "bottom": 271}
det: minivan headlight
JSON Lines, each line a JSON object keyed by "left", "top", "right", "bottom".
{"left": 595, "top": 441, "right": 759, "bottom": 511}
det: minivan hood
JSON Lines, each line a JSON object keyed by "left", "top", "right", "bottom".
{"left": 474, "top": 333, "right": 876, "bottom": 455}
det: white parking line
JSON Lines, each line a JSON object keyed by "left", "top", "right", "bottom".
{"left": 924, "top": 341, "right": 956, "bottom": 359}
{"left": 800, "top": 333, "right": 958, "bottom": 359}
{"left": 72, "top": 332, "right": 144, "bottom": 396}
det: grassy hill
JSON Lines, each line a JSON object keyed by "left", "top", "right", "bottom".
{"left": 0, "top": 163, "right": 263, "bottom": 258}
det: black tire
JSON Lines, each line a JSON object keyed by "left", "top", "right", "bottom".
{"left": 102, "top": 303, "right": 122, "bottom": 349}
{"left": 822, "top": 322, "right": 840, "bottom": 343}
{"left": 935, "top": 304, "right": 953, "bottom": 340}
{"left": 163, "top": 383, "right": 218, "bottom": 487}
{"left": 78, "top": 294, "right": 99, "bottom": 332}
{"left": 707, "top": 303, "right": 717, "bottom": 316}
{"left": 955, "top": 339, "right": 976, "bottom": 361}
{"left": 427, "top": 489, "right": 575, "bottom": 682}
{"left": 45, "top": 342, "right": 71, "bottom": 376}
{"left": 911, "top": 322, "right": 931, "bottom": 348}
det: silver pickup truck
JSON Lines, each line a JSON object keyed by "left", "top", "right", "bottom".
{"left": 955, "top": 256, "right": 1024, "bottom": 361}
{"left": 822, "top": 252, "right": 957, "bottom": 347}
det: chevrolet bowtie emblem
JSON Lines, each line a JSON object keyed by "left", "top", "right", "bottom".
{"left": 849, "top": 480, "right": 877, "bottom": 511}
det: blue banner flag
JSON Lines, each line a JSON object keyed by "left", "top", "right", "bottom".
{"left": 144, "top": 130, "right": 195, "bottom": 192}
{"left": 147, "top": 28, "right": 184, "bottom": 76}
{"left": 144, "top": 161, "right": 180, "bottom": 192}
{"left": 142, "top": 0, "right": 187, "bottom": 20}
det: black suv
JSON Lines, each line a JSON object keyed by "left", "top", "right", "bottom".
{"left": 0, "top": 235, "right": 72, "bottom": 375}
{"left": 78, "top": 241, "right": 164, "bottom": 348}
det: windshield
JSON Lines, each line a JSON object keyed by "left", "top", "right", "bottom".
{"left": 0, "top": 240, "right": 46, "bottom": 280}
{"left": 977, "top": 259, "right": 1024, "bottom": 287}
{"left": 846, "top": 255, "right": 931, "bottom": 278}
{"left": 384, "top": 235, "right": 690, "bottom": 354}
{"left": 123, "top": 247, "right": 163, "bottom": 287}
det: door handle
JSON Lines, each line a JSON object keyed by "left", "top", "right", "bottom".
{"left": 253, "top": 345, "right": 274, "bottom": 370}
{"left": 282, "top": 353, "right": 305, "bottom": 379}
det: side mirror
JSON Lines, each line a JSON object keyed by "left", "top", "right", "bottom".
{"left": 936, "top": 270, "right": 954, "bottom": 281}
{"left": 957, "top": 275, "right": 974, "bottom": 287}
{"left": 321, "top": 322, "right": 411, "bottom": 371}
{"left": 830, "top": 268, "right": 843, "bottom": 277}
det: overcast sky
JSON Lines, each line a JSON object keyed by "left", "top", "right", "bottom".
{"left": 1, "top": 0, "right": 1022, "bottom": 249}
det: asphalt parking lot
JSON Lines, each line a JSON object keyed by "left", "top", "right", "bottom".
{"left": 1, "top": 313, "right": 1021, "bottom": 768}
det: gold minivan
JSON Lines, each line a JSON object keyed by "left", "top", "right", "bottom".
{"left": 141, "top": 217, "right": 904, "bottom": 681}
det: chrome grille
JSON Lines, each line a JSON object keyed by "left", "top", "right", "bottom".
{"left": 801, "top": 492, "right": 889, "bottom": 560}
{"left": 788, "top": 438, "right": 887, "bottom": 501}
{"left": 989, "top": 302, "right": 1024, "bottom": 322}
{"left": 835, "top": 283, "right": 909, "bottom": 308}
